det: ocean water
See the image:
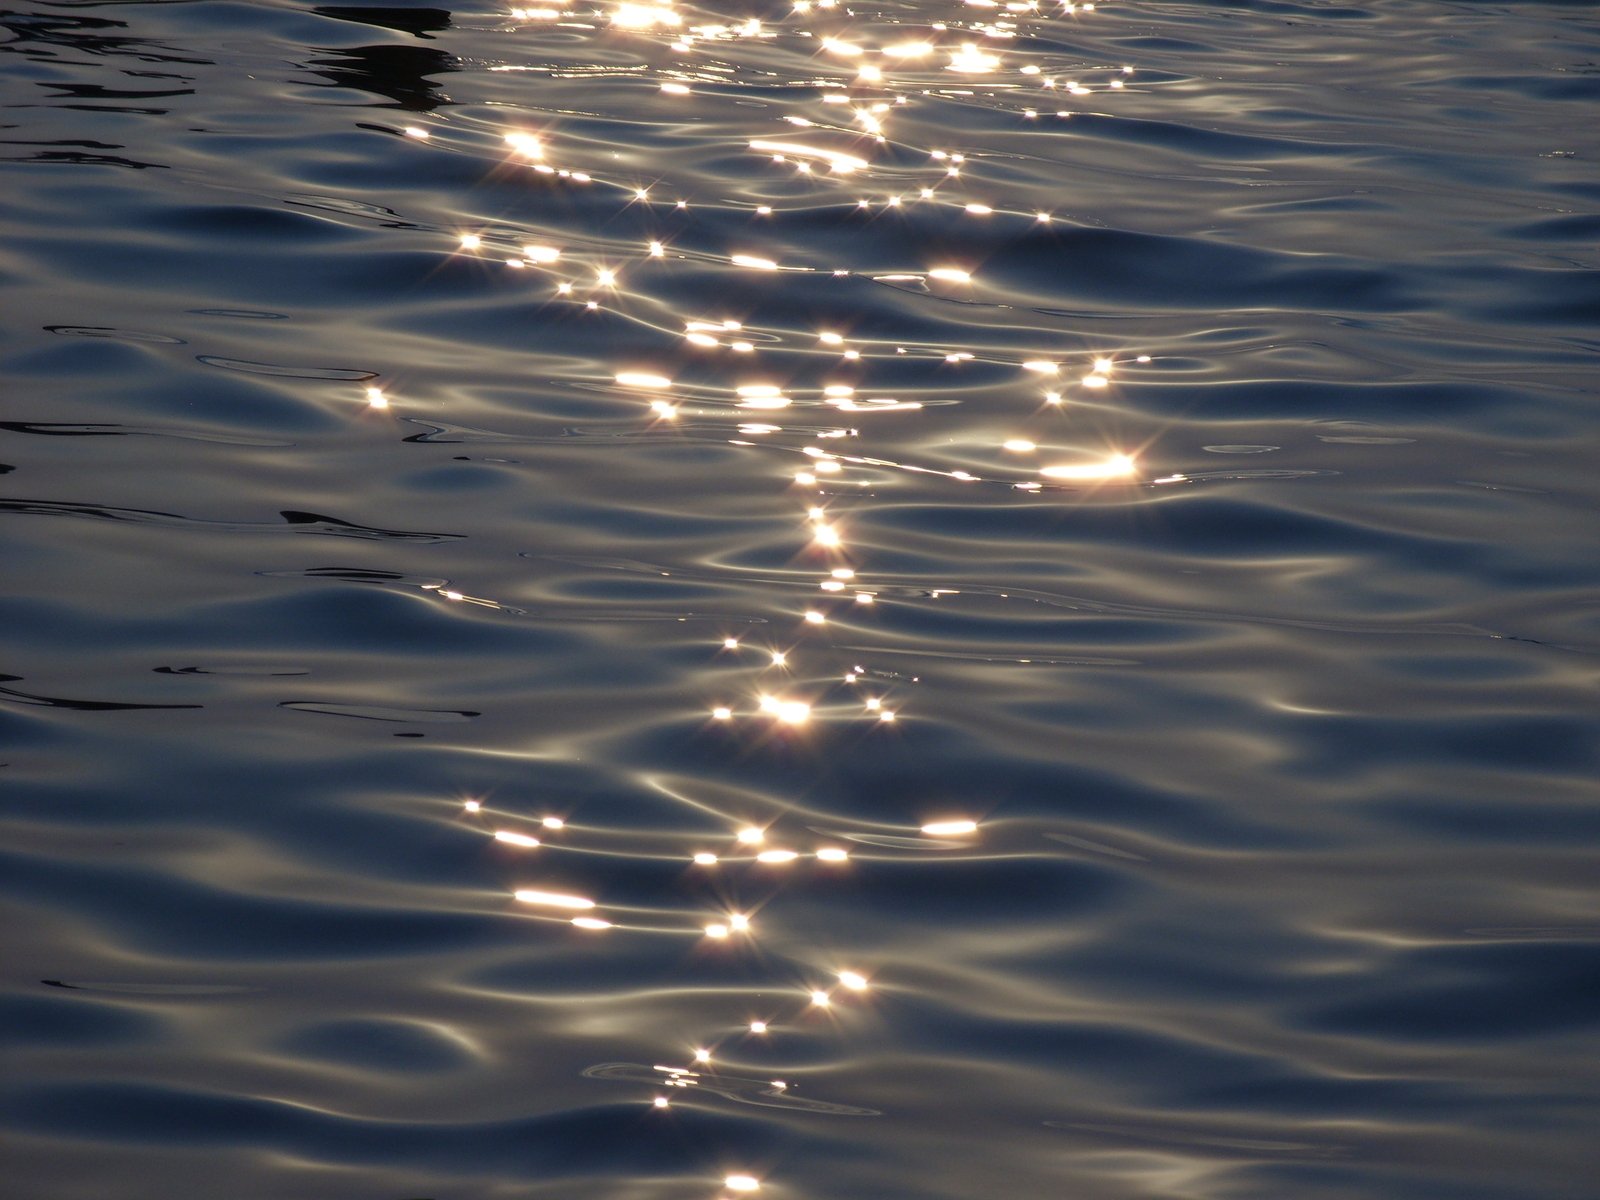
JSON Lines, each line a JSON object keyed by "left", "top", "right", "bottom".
{"left": 3, "top": 1, "right": 1599, "bottom": 1196}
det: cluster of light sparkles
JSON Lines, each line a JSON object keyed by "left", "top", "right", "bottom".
{"left": 459, "top": 789, "right": 984, "bottom": 1158}
{"left": 407, "top": 6, "right": 1167, "bottom": 1192}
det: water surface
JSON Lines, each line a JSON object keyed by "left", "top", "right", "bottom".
{"left": 4, "top": 1, "right": 1600, "bottom": 1197}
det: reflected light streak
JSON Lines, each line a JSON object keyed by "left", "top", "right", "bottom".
{"left": 1039, "top": 453, "right": 1135, "bottom": 480}
{"left": 757, "top": 848, "right": 799, "bottom": 863}
{"left": 616, "top": 372, "right": 672, "bottom": 388}
{"left": 611, "top": 3, "right": 680, "bottom": 27}
{"left": 839, "top": 970, "right": 869, "bottom": 990}
{"left": 748, "top": 140, "right": 868, "bottom": 173}
{"left": 928, "top": 267, "right": 972, "bottom": 283}
{"left": 572, "top": 916, "right": 612, "bottom": 930}
{"left": 816, "top": 847, "right": 849, "bottom": 862}
{"left": 948, "top": 44, "right": 1001, "bottom": 72}
{"left": 515, "top": 889, "right": 596, "bottom": 909}
{"left": 725, "top": 1177, "right": 761, "bottom": 1193}
{"left": 921, "top": 819, "right": 978, "bottom": 836}
{"left": 494, "top": 830, "right": 541, "bottom": 848}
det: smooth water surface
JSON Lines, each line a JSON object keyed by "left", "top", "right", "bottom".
{"left": 4, "top": 1, "right": 1600, "bottom": 1196}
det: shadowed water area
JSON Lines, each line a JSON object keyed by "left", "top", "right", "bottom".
{"left": 3, "top": 0, "right": 1599, "bottom": 1196}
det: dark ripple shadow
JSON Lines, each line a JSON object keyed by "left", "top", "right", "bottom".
{"left": 1300, "top": 942, "right": 1600, "bottom": 1043}
{"left": 0, "top": 1082, "right": 794, "bottom": 1175}
{"left": 0, "top": 848, "right": 503, "bottom": 961}
{"left": 0, "top": 499, "right": 460, "bottom": 542}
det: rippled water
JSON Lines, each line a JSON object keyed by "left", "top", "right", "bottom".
{"left": 4, "top": 1, "right": 1600, "bottom": 1196}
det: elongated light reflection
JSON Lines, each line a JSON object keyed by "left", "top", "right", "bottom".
{"left": 1039, "top": 454, "right": 1135, "bottom": 481}
{"left": 748, "top": 139, "right": 868, "bottom": 173}
{"left": 515, "top": 889, "right": 595, "bottom": 909}
{"left": 921, "top": 819, "right": 978, "bottom": 836}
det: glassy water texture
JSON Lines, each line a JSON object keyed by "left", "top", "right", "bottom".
{"left": 3, "top": 1, "right": 1599, "bottom": 1197}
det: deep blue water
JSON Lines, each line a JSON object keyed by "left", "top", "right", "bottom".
{"left": 3, "top": 1, "right": 1600, "bottom": 1197}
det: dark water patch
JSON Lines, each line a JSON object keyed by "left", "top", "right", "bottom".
{"left": 0, "top": 1082, "right": 796, "bottom": 1175}
{"left": 1062, "top": 112, "right": 1362, "bottom": 162}
{"left": 0, "top": 674, "right": 201, "bottom": 713}
{"left": 313, "top": 6, "right": 453, "bottom": 40}
{"left": 0, "top": 848, "right": 507, "bottom": 961}
{"left": 273, "top": 1018, "right": 475, "bottom": 1073}
{"left": 0, "top": 421, "right": 290, "bottom": 446}
{"left": 0, "top": 993, "right": 166, "bottom": 1050}
{"left": 0, "top": 498, "right": 460, "bottom": 542}
{"left": 43, "top": 325, "right": 184, "bottom": 343}
{"left": 1301, "top": 942, "right": 1600, "bottom": 1042}
{"left": 302, "top": 43, "right": 457, "bottom": 112}
{"left": 196, "top": 356, "right": 377, "bottom": 381}
{"left": 280, "top": 701, "right": 480, "bottom": 723}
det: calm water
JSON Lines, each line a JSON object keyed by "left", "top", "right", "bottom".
{"left": 4, "top": 1, "right": 1600, "bottom": 1196}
